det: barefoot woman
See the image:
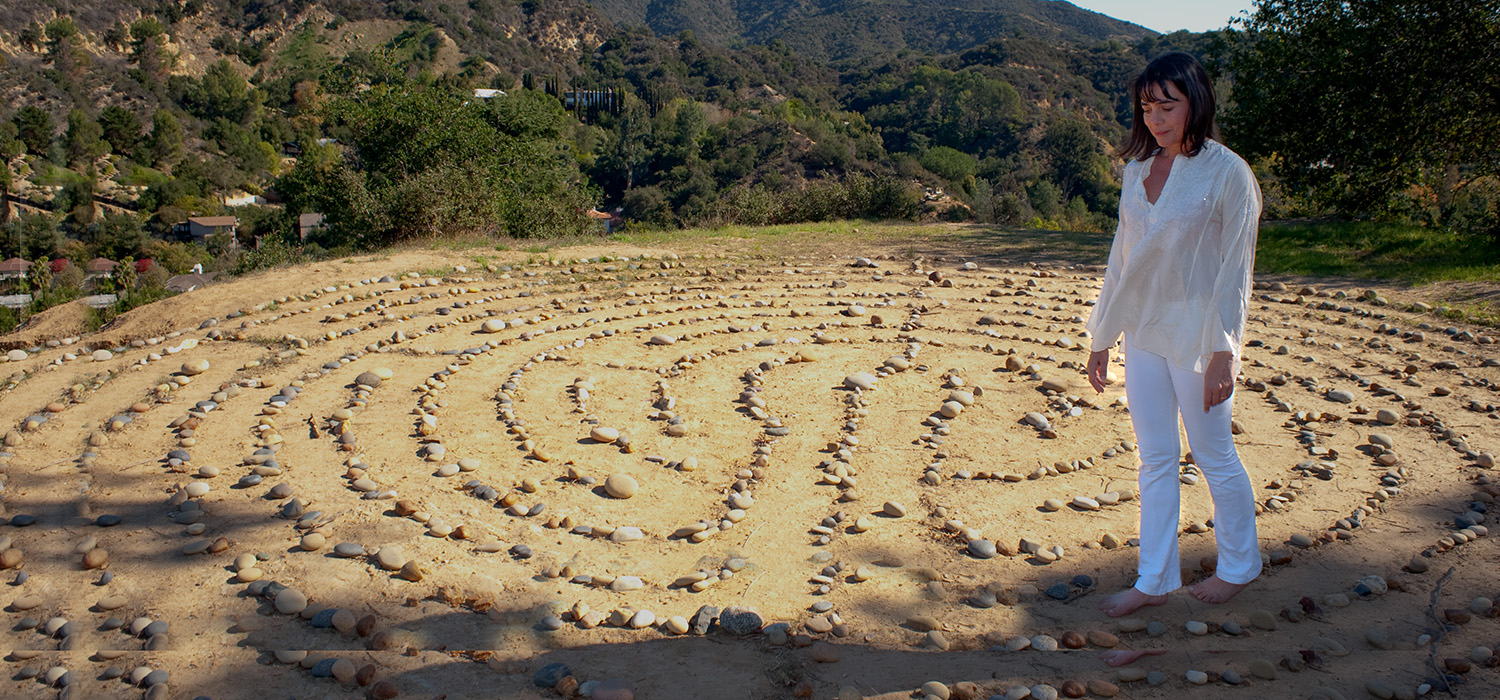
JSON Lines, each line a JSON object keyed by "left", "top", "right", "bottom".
{"left": 1085, "top": 52, "right": 1263, "bottom": 618}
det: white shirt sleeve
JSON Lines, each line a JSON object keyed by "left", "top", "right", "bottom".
{"left": 1207, "top": 158, "right": 1262, "bottom": 355}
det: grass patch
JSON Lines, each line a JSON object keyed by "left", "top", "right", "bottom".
{"left": 30, "top": 163, "right": 89, "bottom": 187}
{"left": 1256, "top": 220, "right": 1500, "bottom": 284}
{"left": 116, "top": 162, "right": 171, "bottom": 188}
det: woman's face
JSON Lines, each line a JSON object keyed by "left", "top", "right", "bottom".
{"left": 1140, "top": 81, "right": 1190, "bottom": 155}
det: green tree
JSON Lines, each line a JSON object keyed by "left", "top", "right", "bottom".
{"left": 0, "top": 160, "right": 10, "bottom": 225}
{"left": 279, "top": 84, "right": 592, "bottom": 244}
{"left": 1227, "top": 0, "right": 1500, "bottom": 221}
{"left": 8, "top": 212, "right": 61, "bottom": 259}
{"left": 130, "top": 17, "right": 171, "bottom": 89}
{"left": 66, "top": 108, "right": 106, "bottom": 168}
{"left": 1041, "top": 119, "right": 1108, "bottom": 200}
{"left": 88, "top": 211, "right": 150, "bottom": 260}
{"left": 29, "top": 257, "right": 53, "bottom": 297}
{"left": 921, "top": 146, "right": 977, "bottom": 183}
{"left": 0, "top": 120, "right": 21, "bottom": 160}
{"left": 13, "top": 106, "right": 53, "bottom": 156}
{"left": 44, "top": 17, "right": 81, "bottom": 77}
{"left": 98, "top": 107, "right": 143, "bottom": 156}
{"left": 147, "top": 109, "right": 185, "bottom": 172}
{"left": 184, "top": 60, "right": 261, "bottom": 124}
{"left": 60, "top": 173, "right": 98, "bottom": 227}
{"left": 115, "top": 256, "right": 138, "bottom": 294}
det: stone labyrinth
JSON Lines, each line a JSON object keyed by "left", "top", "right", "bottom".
{"left": 0, "top": 247, "right": 1498, "bottom": 700}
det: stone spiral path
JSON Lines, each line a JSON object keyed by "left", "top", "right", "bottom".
{"left": 0, "top": 248, "right": 1496, "bottom": 700}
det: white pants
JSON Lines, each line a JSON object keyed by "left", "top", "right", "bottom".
{"left": 1124, "top": 334, "right": 1261, "bottom": 595}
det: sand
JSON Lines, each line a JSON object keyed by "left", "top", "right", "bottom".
{"left": 0, "top": 234, "right": 1496, "bottom": 700}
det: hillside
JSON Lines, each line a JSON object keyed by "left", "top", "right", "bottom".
{"left": 586, "top": 0, "right": 1154, "bottom": 61}
{"left": 0, "top": 0, "right": 1203, "bottom": 318}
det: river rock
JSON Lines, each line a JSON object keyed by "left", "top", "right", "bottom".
{"left": 375, "top": 547, "right": 406, "bottom": 571}
{"left": 605, "top": 474, "right": 639, "bottom": 499}
{"left": 844, "top": 373, "right": 878, "bottom": 391}
{"left": 719, "top": 605, "right": 763, "bottom": 636}
{"left": 275, "top": 589, "right": 307, "bottom": 615}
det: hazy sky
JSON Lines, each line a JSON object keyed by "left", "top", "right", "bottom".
{"left": 1065, "top": 1, "right": 1259, "bottom": 33}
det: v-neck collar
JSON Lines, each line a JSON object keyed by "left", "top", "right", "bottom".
{"left": 1143, "top": 150, "right": 1180, "bottom": 207}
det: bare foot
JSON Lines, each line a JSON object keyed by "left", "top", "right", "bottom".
{"left": 1100, "top": 650, "right": 1166, "bottom": 667}
{"left": 1189, "top": 575, "right": 1250, "bottom": 604}
{"left": 1099, "top": 588, "right": 1168, "bottom": 617}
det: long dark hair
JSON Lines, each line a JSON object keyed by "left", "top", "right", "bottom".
{"left": 1121, "top": 52, "right": 1219, "bottom": 161}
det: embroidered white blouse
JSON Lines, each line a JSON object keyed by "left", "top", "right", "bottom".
{"left": 1086, "top": 139, "right": 1263, "bottom": 374}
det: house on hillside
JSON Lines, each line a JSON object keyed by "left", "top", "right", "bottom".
{"left": 85, "top": 258, "right": 118, "bottom": 280}
{"left": 172, "top": 216, "right": 239, "bottom": 246}
{"left": 166, "top": 271, "right": 220, "bottom": 293}
{"left": 473, "top": 88, "right": 506, "bottom": 99}
{"left": 0, "top": 258, "right": 32, "bottom": 281}
{"left": 298, "top": 212, "right": 325, "bottom": 241}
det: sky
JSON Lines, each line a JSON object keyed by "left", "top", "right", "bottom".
{"left": 1064, "top": 1, "right": 1258, "bottom": 33}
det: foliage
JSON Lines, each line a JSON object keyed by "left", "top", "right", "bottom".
{"left": 1041, "top": 118, "right": 1109, "bottom": 201}
{"left": 589, "top": 0, "right": 1150, "bottom": 62}
{"left": 0, "top": 212, "right": 62, "bottom": 260}
{"left": 1255, "top": 219, "right": 1500, "bottom": 285}
{"left": 920, "top": 147, "right": 977, "bottom": 184}
{"left": 98, "top": 106, "right": 143, "bottom": 157}
{"left": 278, "top": 84, "right": 594, "bottom": 244}
{"left": 13, "top": 106, "right": 53, "bottom": 156}
{"left": 87, "top": 211, "right": 151, "bottom": 260}
{"left": 147, "top": 109, "right": 185, "bottom": 172}
{"left": 65, "top": 108, "right": 106, "bottom": 168}
{"left": 1226, "top": 0, "right": 1500, "bottom": 237}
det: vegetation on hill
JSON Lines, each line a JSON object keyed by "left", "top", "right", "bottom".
{"left": 0, "top": 0, "right": 1493, "bottom": 338}
{"left": 587, "top": 0, "right": 1152, "bottom": 62}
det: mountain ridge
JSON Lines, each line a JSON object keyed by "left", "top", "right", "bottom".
{"left": 587, "top": 0, "right": 1154, "bottom": 61}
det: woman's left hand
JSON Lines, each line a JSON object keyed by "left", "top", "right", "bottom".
{"left": 1203, "top": 351, "right": 1236, "bottom": 412}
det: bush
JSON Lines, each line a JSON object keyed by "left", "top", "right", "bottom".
{"left": 622, "top": 186, "right": 674, "bottom": 228}
{"left": 920, "top": 147, "right": 977, "bottom": 183}
{"left": 232, "top": 236, "right": 311, "bottom": 275}
{"left": 0, "top": 305, "right": 20, "bottom": 334}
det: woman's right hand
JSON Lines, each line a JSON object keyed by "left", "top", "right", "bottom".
{"left": 1087, "top": 349, "right": 1110, "bottom": 393}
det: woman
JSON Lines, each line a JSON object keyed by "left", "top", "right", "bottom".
{"left": 1085, "top": 52, "right": 1263, "bottom": 618}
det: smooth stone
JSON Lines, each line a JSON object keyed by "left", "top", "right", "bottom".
{"left": 275, "top": 589, "right": 308, "bottom": 614}
{"left": 1249, "top": 609, "right": 1278, "bottom": 630}
{"left": 1249, "top": 658, "right": 1277, "bottom": 680}
{"left": 375, "top": 547, "right": 406, "bottom": 571}
{"left": 605, "top": 474, "right": 639, "bottom": 499}
{"left": 533, "top": 662, "right": 572, "bottom": 687}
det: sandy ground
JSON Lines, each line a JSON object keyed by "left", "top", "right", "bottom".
{"left": 0, "top": 229, "right": 1497, "bottom": 700}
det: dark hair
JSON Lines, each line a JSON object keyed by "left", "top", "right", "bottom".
{"left": 1121, "top": 52, "right": 1219, "bottom": 161}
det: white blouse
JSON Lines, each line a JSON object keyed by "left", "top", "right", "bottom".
{"left": 1086, "top": 139, "right": 1262, "bottom": 374}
